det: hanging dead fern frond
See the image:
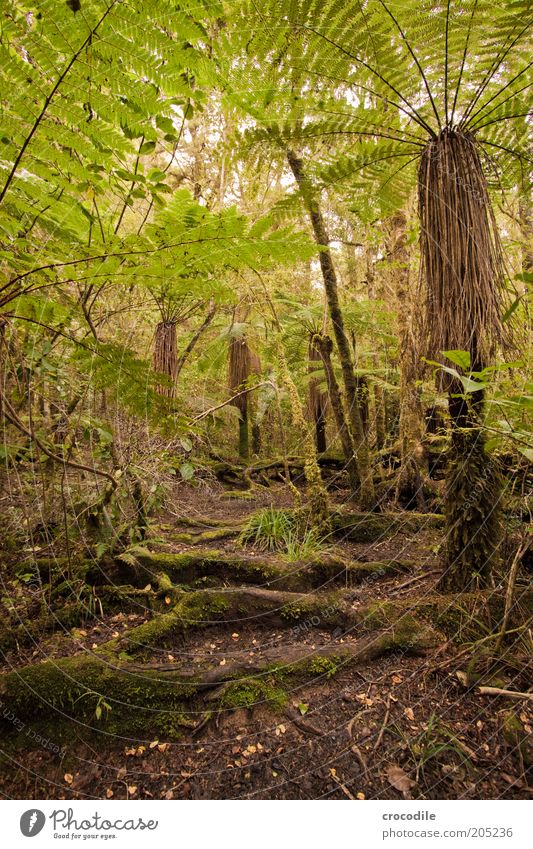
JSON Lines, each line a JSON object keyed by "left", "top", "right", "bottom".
{"left": 153, "top": 321, "right": 178, "bottom": 397}
{"left": 419, "top": 129, "right": 508, "bottom": 377}
{"left": 228, "top": 336, "right": 252, "bottom": 413}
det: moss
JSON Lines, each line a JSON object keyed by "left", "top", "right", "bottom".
{"left": 112, "top": 590, "right": 231, "bottom": 655}
{"left": 307, "top": 655, "right": 340, "bottom": 678}
{"left": 170, "top": 528, "right": 241, "bottom": 545}
{"left": 502, "top": 711, "right": 532, "bottom": 765}
{"left": 220, "top": 680, "right": 287, "bottom": 711}
{"left": 332, "top": 511, "right": 444, "bottom": 543}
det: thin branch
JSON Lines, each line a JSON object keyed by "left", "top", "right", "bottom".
{"left": 293, "top": 24, "right": 436, "bottom": 136}
{"left": 189, "top": 381, "right": 273, "bottom": 423}
{"left": 0, "top": 0, "right": 118, "bottom": 205}
{"left": 175, "top": 302, "right": 217, "bottom": 380}
{"left": 114, "top": 135, "right": 145, "bottom": 235}
{"left": 465, "top": 64, "right": 533, "bottom": 129}
{"left": 450, "top": 0, "right": 479, "bottom": 126}
{"left": 444, "top": 0, "right": 451, "bottom": 125}
{"left": 1, "top": 392, "right": 117, "bottom": 488}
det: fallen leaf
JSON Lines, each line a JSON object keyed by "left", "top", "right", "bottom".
{"left": 298, "top": 703, "right": 309, "bottom": 716}
{"left": 117, "top": 767, "right": 127, "bottom": 779}
{"left": 149, "top": 740, "right": 159, "bottom": 749}
{"left": 158, "top": 743, "right": 170, "bottom": 753}
{"left": 127, "top": 785, "right": 138, "bottom": 796}
{"left": 64, "top": 773, "right": 73, "bottom": 785}
{"left": 106, "top": 788, "right": 114, "bottom": 798}
{"left": 404, "top": 707, "right": 415, "bottom": 722}
{"left": 275, "top": 724, "right": 286, "bottom": 736}
{"left": 165, "top": 596, "right": 171, "bottom": 605}
{"left": 219, "top": 658, "right": 226, "bottom": 666}
{"left": 386, "top": 764, "right": 416, "bottom": 798}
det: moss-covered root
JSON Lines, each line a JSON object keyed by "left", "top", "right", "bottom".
{"left": 113, "top": 548, "right": 413, "bottom": 593}
{"left": 106, "top": 587, "right": 349, "bottom": 654}
{"left": 0, "top": 623, "right": 437, "bottom": 735}
{"left": 100, "top": 585, "right": 442, "bottom": 656}
{"left": 332, "top": 511, "right": 444, "bottom": 542}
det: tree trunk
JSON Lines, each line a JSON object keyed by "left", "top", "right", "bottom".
{"left": 238, "top": 412, "right": 249, "bottom": 460}
{"left": 315, "top": 334, "right": 359, "bottom": 493}
{"left": 287, "top": 150, "right": 374, "bottom": 509}
{"left": 308, "top": 334, "right": 328, "bottom": 454}
{"left": 437, "top": 388, "right": 502, "bottom": 592}
{"left": 388, "top": 211, "right": 426, "bottom": 508}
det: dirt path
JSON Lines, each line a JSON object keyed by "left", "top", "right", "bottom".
{"left": 0, "top": 485, "right": 531, "bottom": 800}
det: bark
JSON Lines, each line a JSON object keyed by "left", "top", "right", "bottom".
{"left": 287, "top": 150, "right": 374, "bottom": 508}
{"left": 388, "top": 211, "right": 426, "bottom": 508}
{"left": 437, "top": 388, "right": 502, "bottom": 593}
{"left": 314, "top": 334, "right": 359, "bottom": 492}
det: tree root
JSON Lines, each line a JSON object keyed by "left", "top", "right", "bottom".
{"left": 332, "top": 510, "right": 444, "bottom": 542}
{"left": 111, "top": 549, "right": 413, "bottom": 594}
{"left": 0, "top": 624, "right": 436, "bottom": 737}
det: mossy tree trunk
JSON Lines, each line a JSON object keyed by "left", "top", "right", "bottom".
{"left": 437, "top": 388, "right": 502, "bottom": 592}
{"left": 388, "top": 211, "right": 426, "bottom": 508}
{"left": 308, "top": 333, "right": 328, "bottom": 454}
{"left": 314, "top": 334, "right": 359, "bottom": 493}
{"left": 287, "top": 150, "right": 374, "bottom": 509}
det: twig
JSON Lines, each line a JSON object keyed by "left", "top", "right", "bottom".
{"left": 495, "top": 534, "right": 531, "bottom": 651}
{"left": 330, "top": 771, "right": 356, "bottom": 800}
{"left": 373, "top": 693, "right": 392, "bottom": 751}
{"left": 351, "top": 744, "right": 368, "bottom": 772}
{"left": 390, "top": 569, "right": 440, "bottom": 594}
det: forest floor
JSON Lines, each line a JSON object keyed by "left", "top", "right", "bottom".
{"left": 0, "top": 479, "right": 531, "bottom": 800}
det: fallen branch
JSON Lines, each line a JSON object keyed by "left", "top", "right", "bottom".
{"left": 477, "top": 687, "right": 533, "bottom": 701}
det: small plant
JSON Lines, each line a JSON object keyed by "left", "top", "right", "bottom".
{"left": 282, "top": 526, "right": 328, "bottom": 562}
{"left": 240, "top": 507, "right": 330, "bottom": 559}
{"left": 395, "top": 712, "right": 474, "bottom": 785}
{"left": 239, "top": 508, "right": 296, "bottom": 551}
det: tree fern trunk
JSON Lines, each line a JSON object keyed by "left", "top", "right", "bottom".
{"left": 153, "top": 321, "right": 177, "bottom": 398}
{"left": 389, "top": 212, "right": 426, "bottom": 508}
{"left": 437, "top": 389, "right": 502, "bottom": 592}
{"left": 287, "top": 150, "right": 374, "bottom": 509}
{"left": 315, "top": 334, "right": 359, "bottom": 494}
